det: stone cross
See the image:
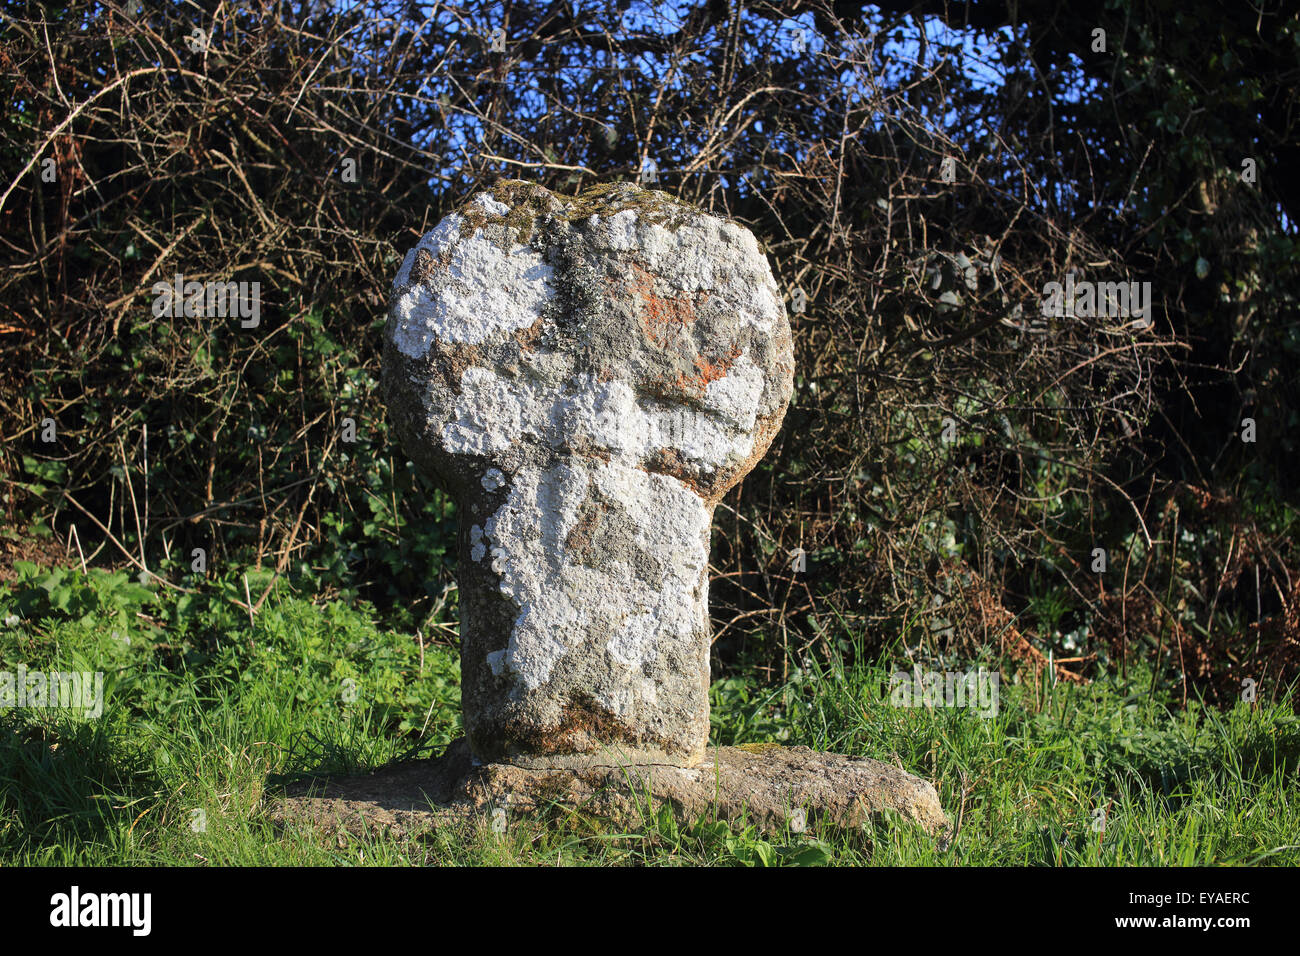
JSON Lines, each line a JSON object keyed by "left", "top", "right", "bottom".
{"left": 382, "top": 181, "right": 793, "bottom": 768}
{"left": 273, "top": 180, "right": 945, "bottom": 835}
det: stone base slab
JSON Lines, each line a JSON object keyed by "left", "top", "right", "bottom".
{"left": 268, "top": 738, "right": 948, "bottom": 838}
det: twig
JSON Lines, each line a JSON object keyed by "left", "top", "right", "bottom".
{"left": 61, "top": 491, "right": 194, "bottom": 593}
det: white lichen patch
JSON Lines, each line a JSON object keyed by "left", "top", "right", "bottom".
{"left": 702, "top": 352, "right": 766, "bottom": 431}
{"left": 481, "top": 468, "right": 506, "bottom": 491}
{"left": 441, "top": 365, "right": 758, "bottom": 471}
{"left": 593, "top": 206, "right": 783, "bottom": 333}
{"left": 442, "top": 367, "right": 531, "bottom": 457}
{"left": 483, "top": 459, "right": 710, "bottom": 697}
{"left": 390, "top": 221, "right": 555, "bottom": 357}
{"left": 552, "top": 375, "right": 648, "bottom": 458}
{"left": 590, "top": 209, "right": 641, "bottom": 252}
{"left": 639, "top": 219, "right": 721, "bottom": 293}
{"left": 651, "top": 406, "right": 752, "bottom": 467}
{"left": 470, "top": 524, "right": 487, "bottom": 562}
{"left": 472, "top": 193, "right": 512, "bottom": 217}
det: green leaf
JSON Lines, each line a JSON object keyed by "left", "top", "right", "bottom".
{"left": 785, "top": 842, "right": 834, "bottom": 866}
{"left": 22, "top": 456, "right": 67, "bottom": 485}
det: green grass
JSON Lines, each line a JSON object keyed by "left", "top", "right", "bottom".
{"left": 1, "top": 562, "right": 1297, "bottom": 866}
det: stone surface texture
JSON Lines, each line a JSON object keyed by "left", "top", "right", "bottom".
{"left": 271, "top": 738, "right": 949, "bottom": 838}
{"left": 382, "top": 181, "right": 794, "bottom": 768}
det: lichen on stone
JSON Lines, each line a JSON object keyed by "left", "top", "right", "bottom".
{"left": 381, "top": 178, "right": 794, "bottom": 769}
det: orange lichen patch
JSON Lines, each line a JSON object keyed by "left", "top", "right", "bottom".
{"left": 624, "top": 263, "right": 706, "bottom": 349}
{"left": 673, "top": 347, "right": 741, "bottom": 395}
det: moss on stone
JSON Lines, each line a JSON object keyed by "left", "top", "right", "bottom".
{"left": 736, "top": 742, "right": 784, "bottom": 754}
{"left": 556, "top": 180, "right": 696, "bottom": 229}
{"left": 454, "top": 179, "right": 697, "bottom": 254}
